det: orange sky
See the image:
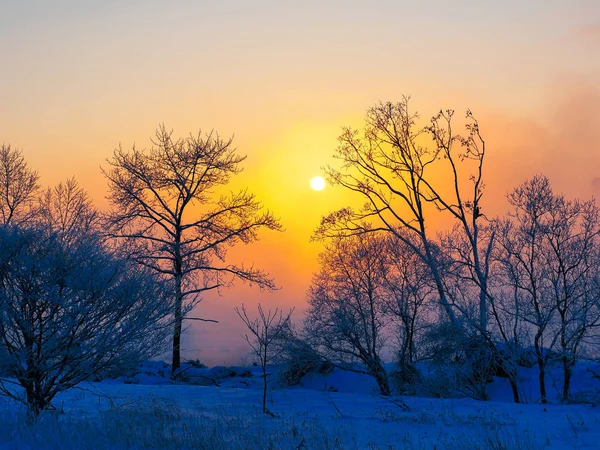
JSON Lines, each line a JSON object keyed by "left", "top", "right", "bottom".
{"left": 1, "top": 1, "right": 599, "bottom": 364}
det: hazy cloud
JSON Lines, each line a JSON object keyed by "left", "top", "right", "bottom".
{"left": 570, "top": 24, "right": 600, "bottom": 43}
{"left": 479, "top": 83, "right": 600, "bottom": 216}
{"left": 591, "top": 177, "right": 600, "bottom": 195}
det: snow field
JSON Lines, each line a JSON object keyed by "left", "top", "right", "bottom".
{"left": 1, "top": 371, "right": 600, "bottom": 450}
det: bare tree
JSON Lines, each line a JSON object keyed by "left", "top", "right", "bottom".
{"left": 37, "top": 177, "right": 98, "bottom": 244}
{"left": 305, "top": 232, "right": 391, "bottom": 395}
{"left": 436, "top": 223, "right": 517, "bottom": 402}
{"left": 497, "top": 175, "right": 600, "bottom": 402}
{"left": 484, "top": 224, "right": 529, "bottom": 404}
{"left": 103, "top": 125, "right": 281, "bottom": 375}
{"left": 316, "top": 98, "right": 491, "bottom": 331}
{"left": 497, "top": 176, "right": 558, "bottom": 403}
{"left": 542, "top": 189, "right": 600, "bottom": 401}
{"left": 235, "top": 303, "right": 293, "bottom": 415}
{"left": 0, "top": 222, "right": 171, "bottom": 420}
{"left": 0, "top": 144, "right": 39, "bottom": 225}
{"left": 381, "top": 234, "right": 435, "bottom": 367}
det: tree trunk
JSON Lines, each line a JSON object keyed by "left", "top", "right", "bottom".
{"left": 376, "top": 373, "right": 391, "bottom": 396}
{"left": 419, "top": 237, "right": 456, "bottom": 326}
{"left": 479, "top": 286, "right": 487, "bottom": 334}
{"left": 562, "top": 357, "right": 573, "bottom": 402}
{"left": 26, "top": 387, "right": 40, "bottom": 423}
{"left": 508, "top": 371, "right": 520, "bottom": 404}
{"left": 534, "top": 335, "right": 547, "bottom": 403}
{"left": 172, "top": 311, "right": 182, "bottom": 375}
{"left": 171, "top": 272, "right": 184, "bottom": 376}
{"left": 428, "top": 257, "right": 457, "bottom": 326}
{"left": 370, "top": 361, "right": 391, "bottom": 396}
{"left": 407, "top": 314, "right": 417, "bottom": 364}
{"left": 399, "top": 323, "right": 409, "bottom": 365}
{"left": 25, "top": 380, "right": 47, "bottom": 423}
{"left": 172, "top": 235, "right": 184, "bottom": 377}
{"left": 262, "top": 364, "right": 268, "bottom": 413}
{"left": 24, "top": 353, "right": 46, "bottom": 422}
{"left": 172, "top": 298, "right": 183, "bottom": 375}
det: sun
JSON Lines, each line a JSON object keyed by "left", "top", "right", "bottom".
{"left": 310, "top": 176, "right": 326, "bottom": 191}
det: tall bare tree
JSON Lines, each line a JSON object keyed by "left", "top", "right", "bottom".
{"left": 103, "top": 125, "right": 281, "bottom": 374}
{"left": 316, "top": 98, "right": 490, "bottom": 331}
{"left": 0, "top": 144, "right": 39, "bottom": 225}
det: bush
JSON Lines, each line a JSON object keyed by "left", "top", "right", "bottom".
{"left": 274, "top": 327, "right": 323, "bottom": 387}
{"left": 187, "top": 359, "right": 207, "bottom": 369}
{"left": 390, "top": 361, "right": 422, "bottom": 395}
{"left": 421, "top": 322, "right": 499, "bottom": 400}
{"left": 515, "top": 347, "right": 538, "bottom": 368}
{"left": 207, "top": 366, "right": 237, "bottom": 379}
{"left": 317, "top": 361, "right": 334, "bottom": 376}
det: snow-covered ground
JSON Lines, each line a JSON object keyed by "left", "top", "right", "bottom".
{"left": 1, "top": 361, "right": 600, "bottom": 449}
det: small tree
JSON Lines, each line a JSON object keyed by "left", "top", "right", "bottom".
{"left": 104, "top": 125, "right": 281, "bottom": 375}
{"left": 497, "top": 176, "right": 557, "bottom": 403}
{"left": 0, "top": 224, "right": 171, "bottom": 420}
{"left": 480, "top": 276, "right": 526, "bottom": 404}
{"left": 272, "top": 321, "right": 322, "bottom": 387}
{"left": 542, "top": 189, "right": 600, "bottom": 401}
{"left": 305, "top": 232, "right": 391, "bottom": 396}
{"left": 381, "top": 234, "right": 435, "bottom": 368}
{"left": 235, "top": 303, "right": 293, "bottom": 415}
{"left": 498, "top": 175, "right": 600, "bottom": 402}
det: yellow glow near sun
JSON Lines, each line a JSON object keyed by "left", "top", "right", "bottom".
{"left": 310, "top": 176, "right": 326, "bottom": 191}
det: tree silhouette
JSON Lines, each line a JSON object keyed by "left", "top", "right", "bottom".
{"left": 316, "top": 98, "right": 491, "bottom": 331}
{"left": 236, "top": 303, "right": 293, "bottom": 415}
{"left": 103, "top": 125, "right": 281, "bottom": 374}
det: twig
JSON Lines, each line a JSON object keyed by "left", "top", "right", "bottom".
{"left": 327, "top": 393, "right": 343, "bottom": 418}
{"left": 381, "top": 395, "right": 411, "bottom": 412}
{"left": 187, "top": 317, "right": 219, "bottom": 323}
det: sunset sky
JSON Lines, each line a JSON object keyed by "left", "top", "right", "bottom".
{"left": 1, "top": 1, "right": 600, "bottom": 365}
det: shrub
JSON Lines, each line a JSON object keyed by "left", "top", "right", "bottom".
{"left": 274, "top": 326, "right": 323, "bottom": 387}
{"left": 390, "top": 361, "right": 422, "bottom": 395}
{"left": 422, "top": 322, "right": 499, "bottom": 400}
{"left": 187, "top": 359, "right": 207, "bottom": 369}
